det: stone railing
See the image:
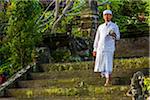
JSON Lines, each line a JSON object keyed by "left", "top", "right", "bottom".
{"left": 0, "top": 64, "right": 33, "bottom": 96}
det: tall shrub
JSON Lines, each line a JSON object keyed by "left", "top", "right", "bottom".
{"left": 0, "top": 0, "right": 42, "bottom": 73}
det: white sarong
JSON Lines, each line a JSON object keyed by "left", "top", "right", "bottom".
{"left": 94, "top": 51, "right": 114, "bottom": 77}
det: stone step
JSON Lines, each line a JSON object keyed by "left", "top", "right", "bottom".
{"left": 16, "top": 76, "right": 130, "bottom": 88}
{"left": 39, "top": 60, "right": 149, "bottom": 74}
{"left": 0, "top": 97, "right": 16, "bottom": 100}
{"left": 31, "top": 95, "right": 129, "bottom": 100}
{"left": 29, "top": 68, "right": 145, "bottom": 82}
{"left": 6, "top": 85, "right": 129, "bottom": 99}
{"left": 40, "top": 62, "right": 94, "bottom": 72}
{"left": 0, "top": 95, "right": 131, "bottom": 100}
{"left": 1, "top": 58, "right": 148, "bottom": 100}
{"left": 30, "top": 70, "right": 94, "bottom": 80}
{"left": 17, "top": 78, "right": 80, "bottom": 88}
{"left": 16, "top": 76, "right": 129, "bottom": 88}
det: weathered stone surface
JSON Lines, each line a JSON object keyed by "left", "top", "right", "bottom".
{"left": 115, "top": 37, "right": 149, "bottom": 57}
{"left": 0, "top": 65, "right": 32, "bottom": 94}
{"left": 126, "top": 71, "right": 145, "bottom": 100}
{"left": 39, "top": 58, "right": 149, "bottom": 72}
{"left": 0, "top": 58, "right": 149, "bottom": 99}
{"left": 16, "top": 76, "right": 131, "bottom": 88}
{"left": 6, "top": 85, "right": 129, "bottom": 98}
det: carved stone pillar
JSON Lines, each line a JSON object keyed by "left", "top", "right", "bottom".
{"left": 80, "top": 0, "right": 99, "bottom": 38}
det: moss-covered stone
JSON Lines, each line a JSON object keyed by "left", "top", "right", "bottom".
{"left": 41, "top": 57, "right": 149, "bottom": 72}
{"left": 41, "top": 62, "right": 93, "bottom": 72}
{"left": 3, "top": 57, "right": 149, "bottom": 100}
{"left": 7, "top": 85, "right": 129, "bottom": 98}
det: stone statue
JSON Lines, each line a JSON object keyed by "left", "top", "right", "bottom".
{"left": 126, "top": 71, "right": 145, "bottom": 100}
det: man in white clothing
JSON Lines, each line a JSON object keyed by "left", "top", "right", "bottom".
{"left": 93, "top": 10, "right": 120, "bottom": 86}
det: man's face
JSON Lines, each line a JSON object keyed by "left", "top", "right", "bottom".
{"left": 103, "top": 14, "right": 112, "bottom": 22}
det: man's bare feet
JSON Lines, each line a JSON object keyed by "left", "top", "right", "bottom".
{"left": 104, "top": 83, "right": 112, "bottom": 87}
{"left": 104, "top": 78, "right": 112, "bottom": 86}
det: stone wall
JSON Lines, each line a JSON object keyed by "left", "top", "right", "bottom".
{"left": 115, "top": 37, "right": 149, "bottom": 57}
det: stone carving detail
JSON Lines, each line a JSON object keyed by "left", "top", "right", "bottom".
{"left": 127, "top": 71, "right": 145, "bottom": 100}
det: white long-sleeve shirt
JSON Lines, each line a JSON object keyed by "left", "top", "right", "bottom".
{"left": 93, "top": 21, "right": 120, "bottom": 52}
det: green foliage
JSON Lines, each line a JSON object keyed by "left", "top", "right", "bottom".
{"left": 98, "top": 0, "right": 149, "bottom": 33}
{"left": 40, "top": 11, "right": 54, "bottom": 33}
{"left": 0, "top": 0, "right": 42, "bottom": 75}
{"left": 39, "top": 0, "right": 85, "bottom": 34}
{"left": 88, "top": 85, "right": 128, "bottom": 95}
{"left": 0, "top": 62, "right": 13, "bottom": 76}
{"left": 51, "top": 47, "right": 83, "bottom": 63}
{"left": 55, "top": 0, "right": 84, "bottom": 35}
{"left": 145, "top": 0, "right": 150, "bottom": 24}
{"left": 144, "top": 77, "right": 150, "bottom": 94}
{"left": 114, "top": 57, "right": 149, "bottom": 69}
{"left": 0, "top": 12, "right": 7, "bottom": 35}
{"left": 10, "top": 85, "right": 128, "bottom": 98}
{"left": 0, "top": 10, "right": 9, "bottom": 67}
{"left": 51, "top": 47, "right": 72, "bottom": 62}
{"left": 45, "top": 87, "right": 79, "bottom": 96}
{"left": 26, "top": 90, "right": 33, "bottom": 98}
{"left": 72, "top": 26, "right": 82, "bottom": 37}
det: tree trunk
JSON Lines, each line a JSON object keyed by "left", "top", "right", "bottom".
{"left": 54, "top": 0, "right": 59, "bottom": 21}
{"left": 51, "top": 0, "right": 73, "bottom": 33}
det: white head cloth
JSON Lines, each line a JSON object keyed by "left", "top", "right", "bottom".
{"left": 103, "top": 10, "right": 112, "bottom": 15}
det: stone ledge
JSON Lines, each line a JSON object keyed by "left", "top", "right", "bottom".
{"left": 0, "top": 65, "right": 32, "bottom": 96}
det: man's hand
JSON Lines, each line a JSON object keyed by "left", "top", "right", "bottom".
{"left": 109, "top": 29, "right": 116, "bottom": 39}
{"left": 92, "top": 51, "right": 96, "bottom": 57}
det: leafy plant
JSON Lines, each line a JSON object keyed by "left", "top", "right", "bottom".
{"left": 144, "top": 77, "right": 150, "bottom": 95}
{"left": 97, "top": 0, "right": 149, "bottom": 34}
{"left": 0, "top": 0, "right": 42, "bottom": 76}
{"left": 51, "top": 47, "right": 71, "bottom": 62}
{"left": 0, "top": 62, "right": 13, "bottom": 76}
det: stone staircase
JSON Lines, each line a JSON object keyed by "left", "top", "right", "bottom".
{"left": 0, "top": 60, "right": 149, "bottom": 100}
